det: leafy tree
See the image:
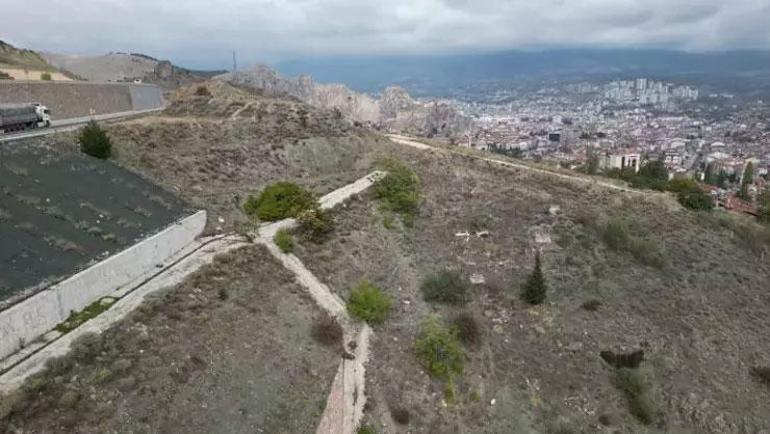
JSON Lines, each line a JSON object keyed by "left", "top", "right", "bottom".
{"left": 586, "top": 148, "right": 600, "bottom": 175}
{"left": 704, "top": 162, "right": 716, "bottom": 185}
{"left": 78, "top": 120, "right": 112, "bottom": 159}
{"left": 521, "top": 253, "right": 547, "bottom": 305}
{"left": 716, "top": 170, "right": 728, "bottom": 189}
{"left": 638, "top": 160, "right": 668, "bottom": 182}
{"left": 739, "top": 162, "right": 754, "bottom": 200}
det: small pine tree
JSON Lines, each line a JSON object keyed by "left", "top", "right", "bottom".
{"left": 78, "top": 120, "right": 112, "bottom": 159}
{"left": 738, "top": 162, "right": 754, "bottom": 200}
{"left": 521, "top": 253, "right": 546, "bottom": 305}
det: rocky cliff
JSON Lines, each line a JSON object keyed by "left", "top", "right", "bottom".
{"left": 215, "top": 65, "right": 470, "bottom": 137}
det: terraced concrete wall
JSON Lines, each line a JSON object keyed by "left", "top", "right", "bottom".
{"left": 0, "top": 211, "right": 206, "bottom": 362}
{"left": 0, "top": 81, "right": 164, "bottom": 119}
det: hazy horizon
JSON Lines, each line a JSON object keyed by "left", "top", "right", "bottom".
{"left": 3, "top": 0, "right": 770, "bottom": 70}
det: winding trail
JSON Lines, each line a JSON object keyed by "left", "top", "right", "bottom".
{"left": 255, "top": 171, "right": 384, "bottom": 434}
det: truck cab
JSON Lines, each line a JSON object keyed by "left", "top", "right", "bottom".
{"left": 32, "top": 103, "right": 52, "bottom": 127}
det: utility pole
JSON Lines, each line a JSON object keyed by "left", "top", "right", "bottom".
{"left": 232, "top": 51, "right": 237, "bottom": 72}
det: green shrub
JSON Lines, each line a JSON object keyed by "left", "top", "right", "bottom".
{"left": 382, "top": 214, "right": 395, "bottom": 229}
{"left": 40, "top": 72, "right": 52, "bottom": 81}
{"left": 78, "top": 120, "right": 112, "bottom": 159}
{"left": 375, "top": 159, "right": 420, "bottom": 225}
{"left": 414, "top": 315, "right": 464, "bottom": 379}
{"left": 297, "top": 208, "right": 334, "bottom": 243}
{"left": 676, "top": 189, "right": 713, "bottom": 211}
{"left": 627, "top": 237, "right": 666, "bottom": 269}
{"left": 347, "top": 280, "right": 392, "bottom": 324}
{"left": 0, "top": 71, "right": 13, "bottom": 80}
{"left": 243, "top": 182, "right": 317, "bottom": 221}
{"left": 357, "top": 426, "right": 377, "bottom": 434}
{"left": 581, "top": 299, "right": 602, "bottom": 311}
{"left": 389, "top": 406, "right": 410, "bottom": 425}
{"left": 601, "top": 218, "right": 631, "bottom": 250}
{"left": 195, "top": 85, "right": 211, "bottom": 96}
{"left": 600, "top": 218, "right": 665, "bottom": 268}
{"left": 521, "top": 254, "right": 547, "bottom": 305}
{"left": 312, "top": 313, "right": 344, "bottom": 348}
{"left": 750, "top": 366, "right": 770, "bottom": 386}
{"left": 273, "top": 229, "right": 294, "bottom": 253}
{"left": 451, "top": 312, "right": 482, "bottom": 346}
{"left": 420, "top": 270, "right": 469, "bottom": 305}
{"left": 666, "top": 179, "right": 713, "bottom": 211}
{"left": 614, "top": 368, "right": 660, "bottom": 425}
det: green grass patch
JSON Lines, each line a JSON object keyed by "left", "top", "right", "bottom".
{"left": 243, "top": 181, "right": 318, "bottom": 221}
{"left": 414, "top": 315, "right": 464, "bottom": 379}
{"left": 347, "top": 280, "right": 392, "bottom": 324}
{"left": 55, "top": 297, "right": 117, "bottom": 334}
{"left": 273, "top": 228, "right": 294, "bottom": 253}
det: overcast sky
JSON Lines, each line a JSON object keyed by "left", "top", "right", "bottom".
{"left": 3, "top": 0, "right": 770, "bottom": 69}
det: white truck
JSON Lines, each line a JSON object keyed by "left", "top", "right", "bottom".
{"left": 0, "top": 103, "right": 52, "bottom": 133}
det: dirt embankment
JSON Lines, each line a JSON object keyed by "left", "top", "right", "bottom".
{"left": 1, "top": 245, "right": 339, "bottom": 433}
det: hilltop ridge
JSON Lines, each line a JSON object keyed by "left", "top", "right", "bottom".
{"left": 216, "top": 65, "right": 472, "bottom": 137}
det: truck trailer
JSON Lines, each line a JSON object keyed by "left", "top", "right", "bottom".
{"left": 0, "top": 103, "right": 52, "bottom": 133}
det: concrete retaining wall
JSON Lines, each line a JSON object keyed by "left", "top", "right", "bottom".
{"left": 0, "top": 211, "right": 206, "bottom": 361}
{"left": 0, "top": 81, "right": 164, "bottom": 119}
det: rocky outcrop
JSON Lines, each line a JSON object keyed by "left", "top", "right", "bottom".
{"left": 214, "top": 65, "right": 470, "bottom": 137}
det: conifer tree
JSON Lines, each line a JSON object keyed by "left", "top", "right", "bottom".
{"left": 521, "top": 253, "right": 547, "bottom": 305}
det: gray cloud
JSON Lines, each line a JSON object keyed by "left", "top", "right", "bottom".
{"left": 1, "top": 0, "right": 769, "bottom": 69}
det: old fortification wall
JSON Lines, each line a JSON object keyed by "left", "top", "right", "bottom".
{"left": 0, "top": 81, "right": 164, "bottom": 118}
{"left": 0, "top": 211, "right": 206, "bottom": 362}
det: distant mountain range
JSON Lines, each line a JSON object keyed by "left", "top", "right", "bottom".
{"left": 275, "top": 49, "right": 770, "bottom": 97}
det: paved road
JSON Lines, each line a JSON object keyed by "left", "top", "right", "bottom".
{"left": 0, "top": 108, "right": 164, "bottom": 143}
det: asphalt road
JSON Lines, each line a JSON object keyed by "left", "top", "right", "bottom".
{"left": 0, "top": 107, "right": 164, "bottom": 143}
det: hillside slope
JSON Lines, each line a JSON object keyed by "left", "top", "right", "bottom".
{"left": 293, "top": 145, "right": 770, "bottom": 433}
{"left": 2, "top": 82, "right": 769, "bottom": 434}
{"left": 100, "top": 81, "right": 398, "bottom": 231}
{"left": 42, "top": 52, "right": 222, "bottom": 89}
{"left": 0, "top": 40, "right": 72, "bottom": 81}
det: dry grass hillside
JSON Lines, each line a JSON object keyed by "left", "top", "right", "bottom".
{"left": 4, "top": 81, "right": 770, "bottom": 434}
{"left": 104, "top": 81, "right": 398, "bottom": 231}
{"left": 292, "top": 147, "right": 770, "bottom": 433}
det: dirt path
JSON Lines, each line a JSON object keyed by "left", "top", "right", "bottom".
{"left": 386, "top": 134, "right": 641, "bottom": 194}
{"left": 256, "top": 171, "right": 384, "bottom": 434}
